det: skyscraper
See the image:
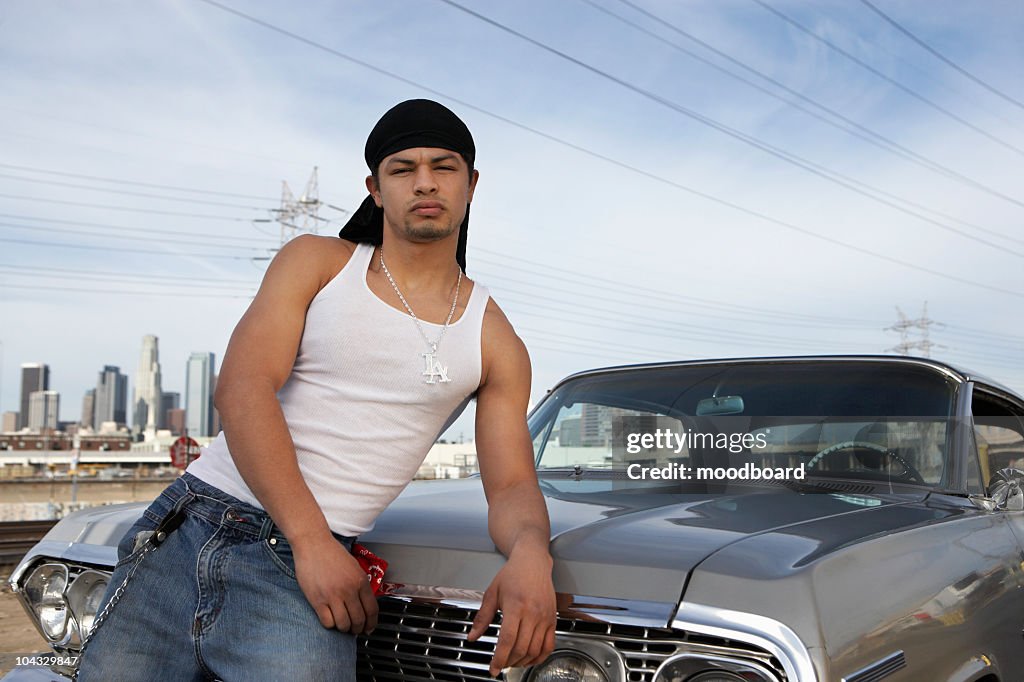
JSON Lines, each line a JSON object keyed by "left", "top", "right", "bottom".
{"left": 185, "top": 352, "right": 216, "bottom": 437}
{"left": 94, "top": 365, "right": 128, "bottom": 427}
{"left": 18, "top": 363, "right": 49, "bottom": 430}
{"left": 81, "top": 389, "right": 96, "bottom": 429}
{"left": 133, "top": 335, "right": 163, "bottom": 436}
{"left": 28, "top": 390, "right": 60, "bottom": 431}
{"left": 161, "top": 391, "right": 180, "bottom": 430}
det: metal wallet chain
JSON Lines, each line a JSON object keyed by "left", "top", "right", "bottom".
{"left": 71, "top": 494, "right": 193, "bottom": 681}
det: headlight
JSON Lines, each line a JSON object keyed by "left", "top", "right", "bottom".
{"left": 529, "top": 652, "right": 608, "bottom": 682}
{"left": 20, "top": 563, "right": 111, "bottom": 648}
{"left": 683, "top": 673, "right": 747, "bottom": 682}
{"left": 654, "top": 653, "right": 778, "bottom": 682}
{"left": 23, "top": 563, "right": 70, "bottom": 641}
{"left": 66, "top": 570, "right": 110, "bottom": 642}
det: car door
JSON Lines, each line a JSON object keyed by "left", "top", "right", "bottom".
{"left": 968, "top": 384, "right": 1024, "bottom": 675}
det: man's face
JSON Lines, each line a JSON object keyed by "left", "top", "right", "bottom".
{"left": 366, "top": 147, "right": 479, "bottom": 244}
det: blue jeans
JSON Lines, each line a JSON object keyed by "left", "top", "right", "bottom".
{"left": 76, "top": 473, "right": 358, "bottom": 682}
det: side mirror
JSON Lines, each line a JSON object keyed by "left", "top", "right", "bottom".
{"left": 986, "top": 468, "right": 1024, "bottom": 512}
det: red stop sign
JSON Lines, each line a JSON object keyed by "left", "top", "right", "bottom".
{"left": 170, "top": 436, "right": 201, "bottom": 469}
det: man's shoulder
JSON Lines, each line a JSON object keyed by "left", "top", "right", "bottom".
{"left": 274, "top": 235, "right": 359, "bottom": 281}
{"left": 480, "top": 298, "right": 530, "bottom": 385}
{"left": 285, "top": 234, "right": 358, "bottom": 259}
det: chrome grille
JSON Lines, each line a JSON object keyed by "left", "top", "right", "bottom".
{"left": 357, "top": 598, "right": 788, "bottom": 682}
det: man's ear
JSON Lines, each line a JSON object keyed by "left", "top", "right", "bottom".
{"left": 467, "top": 169, "right": 480, "bottom": 204}
{"left": 365, "top": 175, "right": 382, "bottom": 207}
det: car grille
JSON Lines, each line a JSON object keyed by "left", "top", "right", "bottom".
{"left": 357, "top": 598, "right": 788, "bottom": 682}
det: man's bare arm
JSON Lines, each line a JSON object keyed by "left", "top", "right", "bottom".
{"left": 214, "top": 235, "right": 377, "bottom": 634}
{"left": 466, "top": 301, "right": 557, "bottom": 676}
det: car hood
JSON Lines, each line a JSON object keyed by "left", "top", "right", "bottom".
{"left": 360, "top": 477, "right": 931, "bottom": 616}
{"left": 31, "top": 479, "right": 935, "bottom": 625}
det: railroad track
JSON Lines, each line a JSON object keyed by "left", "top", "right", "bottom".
{"left": 0, "top": 520, "right": 59, "bottom": 566}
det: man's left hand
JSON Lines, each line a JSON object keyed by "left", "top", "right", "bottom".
{"left": 467, "top": 546, "right": 557, "bottom": 677}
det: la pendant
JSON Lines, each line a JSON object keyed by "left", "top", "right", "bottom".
{"left": 422, "top": 350, "right": 451, "bottom": 384}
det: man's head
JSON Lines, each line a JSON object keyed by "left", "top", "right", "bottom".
{"left": 338, "top": 99, "right": 478, "bottom": 270}
{"left": 365, "top": 99, "right": 475, "bottom": 180}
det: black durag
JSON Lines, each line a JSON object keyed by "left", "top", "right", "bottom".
{"left": 337, "top": 99, "right": 476, "bottom": 272}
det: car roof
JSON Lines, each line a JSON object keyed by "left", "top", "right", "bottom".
{"left": 556, "top": 354, "right": 1023, "bottom": 402}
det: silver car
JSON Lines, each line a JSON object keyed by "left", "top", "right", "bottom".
{"left": 6, "top": 356, "right": 1024, "bottom": 681}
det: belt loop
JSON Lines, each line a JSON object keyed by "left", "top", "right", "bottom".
{"left": 258, "top": 516, "right": 275, "bottom": 541}
{"left": 172, "top": 490, "right": 196, "bottom": 515}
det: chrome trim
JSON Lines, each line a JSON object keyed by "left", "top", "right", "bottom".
{"left": 383, "top": 585, "right": 677, "bottom": 628}
{"left": 652, "top": 652, "right": 778, "bottom": 681}
{"left": 361, "top": 596, "right": 788, "bottom": 682}
{"left": 9, "top": 542, "right": 118, "bottom": 591}
{"left": 952, "top": 382, "right": 977, "bottom": 493}
{"left": 673, "top": 602, "right": 817, "bottom": 682}
{"left": 840, "top": 650, "right": 906, "bottom": 682}
{"left": 506, "top": 639, "right": 625, "bottom": 682}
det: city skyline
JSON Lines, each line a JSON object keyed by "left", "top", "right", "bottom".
{"left": 3, "top": 336, "right": 216, "bottom": 431}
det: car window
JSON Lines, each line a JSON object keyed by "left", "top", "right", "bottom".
{"left": 537, "top": 401, "right": 687, "bottom": 469}
{"left": 972, "top": 388, "right": 1024, "bottom": 488}
{"left": 529, "top": 362, "right": 957, "bottom": 490}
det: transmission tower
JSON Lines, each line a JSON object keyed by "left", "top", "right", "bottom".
{"left": 886, "top": 302, "right": 944, "bottom": 357}
{"left": 272, "top": 167, "right": 329, "bottom": 245}
{"left": 263, "top": 167, "right": 352, "bottom": 248}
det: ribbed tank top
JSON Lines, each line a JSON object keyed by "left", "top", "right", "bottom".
{"left": 187, "top": 242, "right": 489, "bottom": 536}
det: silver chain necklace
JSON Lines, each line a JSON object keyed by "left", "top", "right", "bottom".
{"left": 379, "top": 246, "right": 462, "bottom": 384}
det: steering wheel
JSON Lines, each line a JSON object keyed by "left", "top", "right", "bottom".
{"left": 806, "top": 440, "right": 926, "bottom": 485}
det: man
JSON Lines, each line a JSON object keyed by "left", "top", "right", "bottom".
{"left": 77, "top": 99, "right": 556, "bottom": 681}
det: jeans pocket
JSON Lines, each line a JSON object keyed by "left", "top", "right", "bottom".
{"left": 114, "top": 478, "right": 189, "bottom": 567}
{"left": 261, "top": 537, "right": 297, "bottom": 579}
{"left": 114, "top": 514, "right": 162, "bottom": 567}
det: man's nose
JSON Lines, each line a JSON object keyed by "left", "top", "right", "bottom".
{"left": 413, "top": 165, "right": 438, "bottom": 194}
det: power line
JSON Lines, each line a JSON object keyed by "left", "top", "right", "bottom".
{"left": 0, "top": 262, "right": 256, "bottom": 284}
{"left": 474, "top": 252, "right": 874, "bottom": 326}
{"left": 0, "top": 162, "right": 278, "bottom": 201}
{"left": 0, "top": 237, "right": 271, "bottom": 260}
{"left": 492, "top": 289, "right": 843, "bottom": 352}
{"left": 438, "top": 0, "right": 1024, "bottom": 259}
{"left": 0, "top": 283, "right": 252, "bottom": 299}
{"left": 195, "top": 0, "right": 1024, "bottom": 299}
{"left": 0, "top": 171, "right": 276, "bottom": 210}
{"left": 0, "top": 105, "right": 309, "bottom": 169}
{"left": 0, "top": 222, "right": 272, "bottom": 250}
{"left": 0, "top": 211, "right": 276, "bottom": 243}
{"left": 591, "top": 0, "right": 1024, "bottom": 212}
{"left": 0, "top": 268, "right": 254, "bottom": 291}
{"left": 857, "top": 0, "right": 1024, "bottom": 112}
{"left": 750, "top": 0, "right": 1024, "bottom": 158}
{"left": 0, "top": 192, "right": 263, "bottom": 221}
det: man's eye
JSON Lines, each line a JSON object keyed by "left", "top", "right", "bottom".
{"left": 392, "top": 168, "right": 412, "bottom": 175}
{"left": 436, "top": 166, "right": 456, "bottom": 171}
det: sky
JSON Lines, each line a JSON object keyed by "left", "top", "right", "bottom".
{"left": 1, "top": 0, "right": 1023, "bottom": 440}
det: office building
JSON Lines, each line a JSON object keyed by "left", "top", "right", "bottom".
{"left": 185, "top": 352, "right": 216, "bottom": 437}
{"left": 81, "top": 389, "right": 96, "bottom": 429}
{"left": 166, "top": 407, "right": 185, "bottom": 436}
{"left": 18, "top": 363, "right": 49, "bottom": 430}
{"left": 95, "top": 365, "right": 128, "bottom": 427}
{"left": 28, "top": 390, "right": 60, "bottom": 431}
{"left": 133, "top": 334, "right": 163, "bottom": 435}
{"left": 2, "top": 412, "right": 18, "bottom": 433}
{"left": 161, "top": 391, "right": 180, "bottom": 430}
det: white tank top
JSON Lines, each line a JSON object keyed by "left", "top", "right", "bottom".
{"left": 187, "top": 242, "right": 489, "bottom": 536}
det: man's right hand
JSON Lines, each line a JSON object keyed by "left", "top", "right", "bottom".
{"left": 292, "top": 534, "right": 378, "bottom": 634}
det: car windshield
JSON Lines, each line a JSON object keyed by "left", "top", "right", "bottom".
{"left": 529, "top": 361, "right": 958, "bottom": 491}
